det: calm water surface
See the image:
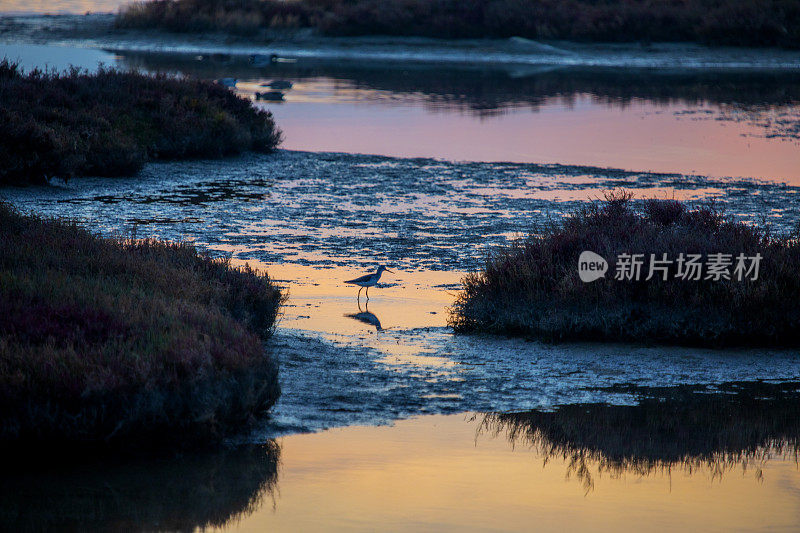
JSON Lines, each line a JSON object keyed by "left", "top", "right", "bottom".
{"left": 218, "top": 411, "right": 800, "bottom": 532}
{"left": 5, "top": 411, "right": 800, "bottom": 531}
{"left": 120, "top": 51, "right": 800, "bottom": 182}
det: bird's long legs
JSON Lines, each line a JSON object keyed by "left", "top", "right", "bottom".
{"left": 365, "top": 286, "right": 370, "bottom": 300}
{"left": 357, "top": 287, "right": 363, "bottom": 303}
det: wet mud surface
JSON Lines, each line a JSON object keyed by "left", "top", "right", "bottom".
{"left": 4, "top": 150, "right": 799, "bottom": 272}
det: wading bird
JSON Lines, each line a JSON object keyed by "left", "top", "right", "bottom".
{"left": 345, "top": 265, "right": 393, "bottom": 301}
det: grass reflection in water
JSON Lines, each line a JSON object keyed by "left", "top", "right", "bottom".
{"left": 479, "top": 381, "right": 800, "bottom": 492}
{"left": 0, "top": 442, "right": 280, "bottom": 531}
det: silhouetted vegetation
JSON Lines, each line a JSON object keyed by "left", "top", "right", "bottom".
{"left": 117, "top": 0, "right": 800, "bottom": 48}
{"left": 0, "top": 442, "right": 280, "bottom": 530}
{"left": 450, "top": 192, "right": 800, "bottom": 346}
{"left": 480, "top": 381, "right": 800, "bottom": 491}
{"left": 0, "top": 203, "right": 284, "bottom": 453}
{"left": 0, "top": 60, "right": 281, "bottom": 185}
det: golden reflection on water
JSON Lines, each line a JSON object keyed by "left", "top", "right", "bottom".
{"left": 216, "top": 414, "right": 800, "bottom": 532}
{"left": 214, "top": 261, "right": 800, "bottom": 531}
{"left": 227, "top": 259, "right": 462, "bottom": 334}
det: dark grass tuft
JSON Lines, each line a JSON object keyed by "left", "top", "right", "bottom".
{"left": 0, "top": 60, "right": 282, "bottom": 185}
{"left": 449, "top": 192, "right": 800, "bottom": 346}
{"left": 0, "top": 203, "right": 285, "bottom": 453}
{"left": 117, "top": 0, "right": 800, "bottom": 48}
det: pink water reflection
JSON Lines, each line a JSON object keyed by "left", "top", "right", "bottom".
{"left": 0, "top": 0, "right": 126, "bottom": 13}
{"left": 264, "top": 94, "right": 800, "bottom": 183}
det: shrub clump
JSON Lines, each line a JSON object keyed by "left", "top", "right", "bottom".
{"left": 0, "top": 60, "right": 282, "bottom": 185}
{"left": 450, "top": 192, "right": 800, "bottom": 346}
{"left": 0, "top": 203, "right": 285, "bottom": 453}
{"left": 116, "top": 0, "right": 800, "bottom": 48}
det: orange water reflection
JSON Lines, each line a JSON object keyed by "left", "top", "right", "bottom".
{"left": 227, "top": 259, "right": 461, "bottom": 335}
{"left": 216, "top": 414, "right": 800, "bottom": 532}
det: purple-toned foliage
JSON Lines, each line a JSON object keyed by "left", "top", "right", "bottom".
{"left": 0, "top": 203, "right": 284, "bottom": 453}
{"left": 0, "top": 61, "right": 282, "bottom": 185}
{"left": 450, "top": 192, "right": 800, "bottom": 346}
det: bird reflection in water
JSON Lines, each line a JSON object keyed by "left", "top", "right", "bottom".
{"left": 344, "top": 300, "right": 383, "bottom": 331}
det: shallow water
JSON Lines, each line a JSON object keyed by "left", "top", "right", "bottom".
{"left": 5, "top": 150, "right": 800, "bottom": 271}
{"left": 220, "top": 413, "right": 800, "bottom": 532}
{"left": 0, "top": 42, "right": 117, "bottom": 70}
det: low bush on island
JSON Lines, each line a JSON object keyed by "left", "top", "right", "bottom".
{"left": 0, "top": 60, "right": 282, "bottom": 186}
{"left": 0, "top": 203, "right": 284, "bottom": 454}
{"left": 117, "top": 0, "right": 800, "bottom": 48}
{"left": 449, "top": 192, "right": 800, "bottom": 346}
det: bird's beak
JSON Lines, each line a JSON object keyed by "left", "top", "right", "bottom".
{"left": 386, "top": 269, "right": 394, "bottom": 273}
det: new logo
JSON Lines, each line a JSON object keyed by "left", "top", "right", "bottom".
{"left": 578, "top": 251, "right": 608, "bottom": 282}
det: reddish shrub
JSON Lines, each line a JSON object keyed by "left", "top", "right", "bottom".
{"left": 0, "top": 203, "right": 285, "bottom": 453}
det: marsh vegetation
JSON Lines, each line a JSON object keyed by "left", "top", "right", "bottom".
{"left": 0, "top": 60, "right": 281, "bottom": 185}
{"left": 0, "top": 203, "right": 284, "bottom": 453}
{"left": 450, "top": 193, "right": 800, "bottom": 346}
{"left": 117, "top": 0, "right": 800, "bottom": 48}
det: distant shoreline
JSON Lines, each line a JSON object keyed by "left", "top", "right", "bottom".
{"left": 2, "top": 14, "right": 800, "bottom": 70}
{"left": 115, "top": 0, "right": 800, "bottom": 50}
